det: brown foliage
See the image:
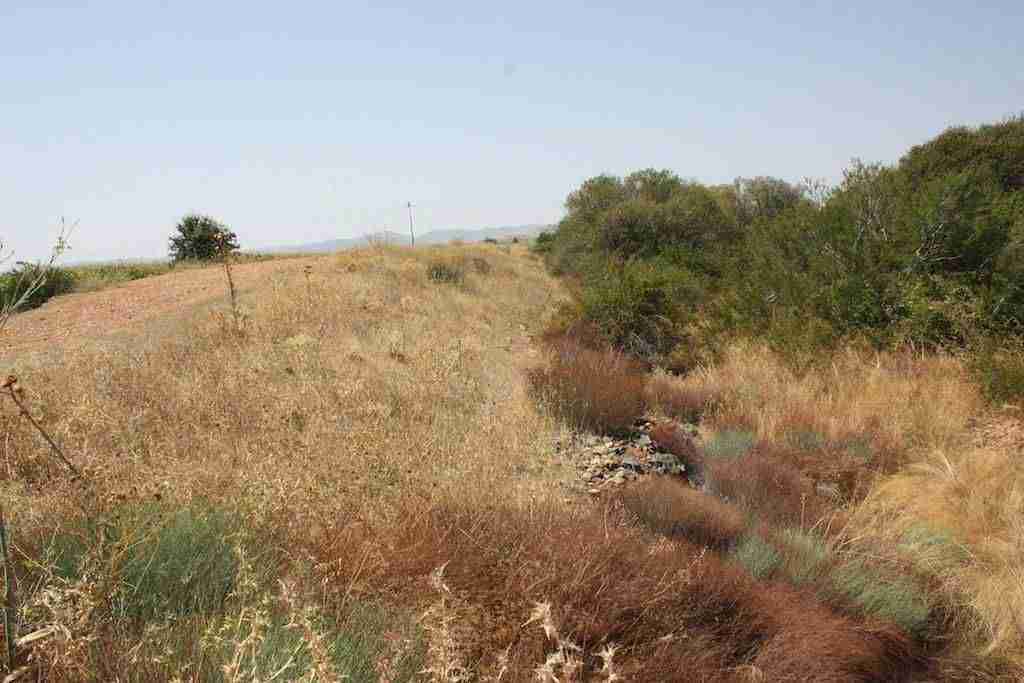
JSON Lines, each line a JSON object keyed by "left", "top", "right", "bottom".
{"left": 649, "top": 421, "right": 703, "bottom": 475}
{"left": 618, "top": 476, "right": 745, "bottom": 549}
{"left": 304, "top": 500, "right": 924, "bottom": 681}
{"left": 527, "top": 336, "right": 647, "bottom": 435}
{"left": 705, "top": 446, "right": 829, "bottom": 527}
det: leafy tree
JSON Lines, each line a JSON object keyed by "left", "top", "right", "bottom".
{"left": 169, "top": 214, "right": 239, "bottom": 262}
{"left": 730, "top": 176, "right": 806, "bottom": 228}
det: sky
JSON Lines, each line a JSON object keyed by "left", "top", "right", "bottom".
{"left": 2, "top": 1, "right": 1021, "bottom": 263}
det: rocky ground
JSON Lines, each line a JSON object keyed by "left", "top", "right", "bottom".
{"left": 556, "top": 418, "right": 701, "bottom": 495}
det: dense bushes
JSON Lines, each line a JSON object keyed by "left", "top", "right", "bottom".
{"left": 0, "top": 262, "right": 75, "bottom": 310}
{"left": 539, "top": 117, "right": 1024, "bottom": 389}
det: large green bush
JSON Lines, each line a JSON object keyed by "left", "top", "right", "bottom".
{"left": 539, "top": 117, "right": 1024, "bottom": 367}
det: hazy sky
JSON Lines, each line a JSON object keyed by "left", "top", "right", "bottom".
{"left": 2, "top": 1, "right": 1021, "bottom": 263}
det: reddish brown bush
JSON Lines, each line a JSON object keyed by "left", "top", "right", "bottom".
{"left": 749, "top": 592, "right": 915, "bottom": 682}
{"left": 527, "top": 337, "right": 647, "bottom": 435}
{"left": 618, "top": 477, "right": 746, "bottom": 550}
{"left": 302, "top": 500, "right": 926, "bottom": 680}
{"left": 705, "top": 446, "right": 829, "bottom": 527}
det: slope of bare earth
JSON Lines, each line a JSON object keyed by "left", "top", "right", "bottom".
{"left": 0, "top": 256, "right": 324, "bottom": 363}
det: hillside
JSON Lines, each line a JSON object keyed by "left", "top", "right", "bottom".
{"left": 265, "top": 224, "right": 550, "bottom": 254}
{"left": 1, "top": 242, "right": 1023, "bottom": 680}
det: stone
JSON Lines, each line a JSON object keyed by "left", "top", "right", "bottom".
{"left": 649, "top": 452, "right": 679, "bottom": 466}
{"left": 607, "top": 471, "right": 627, "bottom": 486}
{"left": 619, "top": 454, "right": 642, "bottom": 469}
{"left": 816, "top": 483, "right": 841, "bottom": 499}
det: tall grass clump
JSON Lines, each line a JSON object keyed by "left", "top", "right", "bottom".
{"left": 527, "top": 337, "right": 646, "bottom": 435}
{"left": 50, "top": 502, "right": 240, "bottom": 621}
{"left": 830, "top": 560, "right": 933, "bottom": 637}
{"left": 618, "top": 477, "right": 745, "bottom": 549}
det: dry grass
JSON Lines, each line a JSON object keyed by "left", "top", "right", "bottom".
{"left": 846, "top": 418, "right": 1024, "bottom": 667}
{"left": 705, "top": 446, "right": 828, "bottom": 528}
{"left": 0, "top": 243, "right": 569, "bottom": 678}
{"left": 670, "top": 340, "right": 1024, "bottom": 671}
{"left": 617, "top": 476, "right": 746, "bottom": 550}
{"left": 677, "top": 341, "right": 979, "bottom": 496}
{"left": 3, "top": 244, "right": 1023, "bottom": 678}
{"left": 644, "top": 370, "right": 718, "bottom": 423}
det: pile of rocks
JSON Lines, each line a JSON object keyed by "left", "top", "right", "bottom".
{"left": 556, "top": 420, "right": 700, "bottom": 494}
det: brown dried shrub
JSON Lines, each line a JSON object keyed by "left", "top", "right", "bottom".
{"left": 527, "top": 337, "right": 647, "bottom": 435}
{"left": 705, "top": 446, "right": 828, "bottom": 527}
{"left": 303, "top": 500, "right": 924, "bottom": 680}
{"left": 618, "top": 476, "right": 746, "bottom": 550}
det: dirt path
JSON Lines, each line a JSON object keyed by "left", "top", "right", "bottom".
{"left": 1, "top": 256, "right": 325, "bottom": 359}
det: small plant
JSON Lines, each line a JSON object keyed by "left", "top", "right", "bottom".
{"left": 732, "top": 535, "right": 782, "bottom": 579}
{"left": 0, "top": 223, "right": 72, "bottom": 327}
{"left": 776, "top": 528, "right": 831, "bottom": 584}
{"left": 470, "top": 256, "right": 492, "bottom": 275}
{"left": 427, "top": 259, "right": 465, "bottom": 284}
{"left": 971, "top": 337, "right": 1024, "bottom": 404}
{"left": 705, "top": 448, "right": 820, "bottom": 526}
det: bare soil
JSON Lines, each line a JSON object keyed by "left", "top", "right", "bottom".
{"left": 1, "top": 256, "right": 324, "bottom": 360}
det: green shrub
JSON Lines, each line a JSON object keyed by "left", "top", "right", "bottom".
{"left": 68, "top": 261, "right": 174, "bottom": 292}
{"left": 732, "top": 535, "right": 782, "bottom": 579}
{"left": 427, "top": 259, "right": 465, "bottom": 284}
{"left": 51, "top": 501, "right": 240, "bottom": 621}
{"left": 229, "top": 603, "right": 424, "bottom": 682}
{"left": 578, "top": 259, "right": 697, "bottom": 358}
{"left": 777, "top": 528, "right": 831, "bottom": 584}
{"left": 169, "top": 214, "right": 239, "bottom": 261}
{"left": 0, "top": 262, "right": 75, "bottom": 310}
{"left": 830, "top": 560, "right": 932, "bottom": 636}
{"left": 703, "top": 429, "right": 756, "bottom": 459}
{"left": 971, "top": 338, "right": 1024, "bottom": 403}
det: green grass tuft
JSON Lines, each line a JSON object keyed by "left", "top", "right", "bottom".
{"left": 831, "top": 560, "right": 932, "bottom": 636}
{"left": 704, "top": 429, "right": 757, "bottom": 459}
{"left": 732, "top": 535, "right": 782, "bottom": 579}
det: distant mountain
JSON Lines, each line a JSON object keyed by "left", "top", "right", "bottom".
{"left": 262, "top": 224, "right": 550, "bottom": 254}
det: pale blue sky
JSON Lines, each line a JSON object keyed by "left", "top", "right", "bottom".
{"left": 2, "top": 1, "right": 1021, "bottom": 262}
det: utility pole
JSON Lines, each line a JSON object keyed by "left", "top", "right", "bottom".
{"left": 406, "top": 202, "right": 416, "bottom": 247}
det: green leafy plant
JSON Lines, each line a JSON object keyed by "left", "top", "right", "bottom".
{"left": 169, "top": 214, "right": 239, "bottom": 262}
